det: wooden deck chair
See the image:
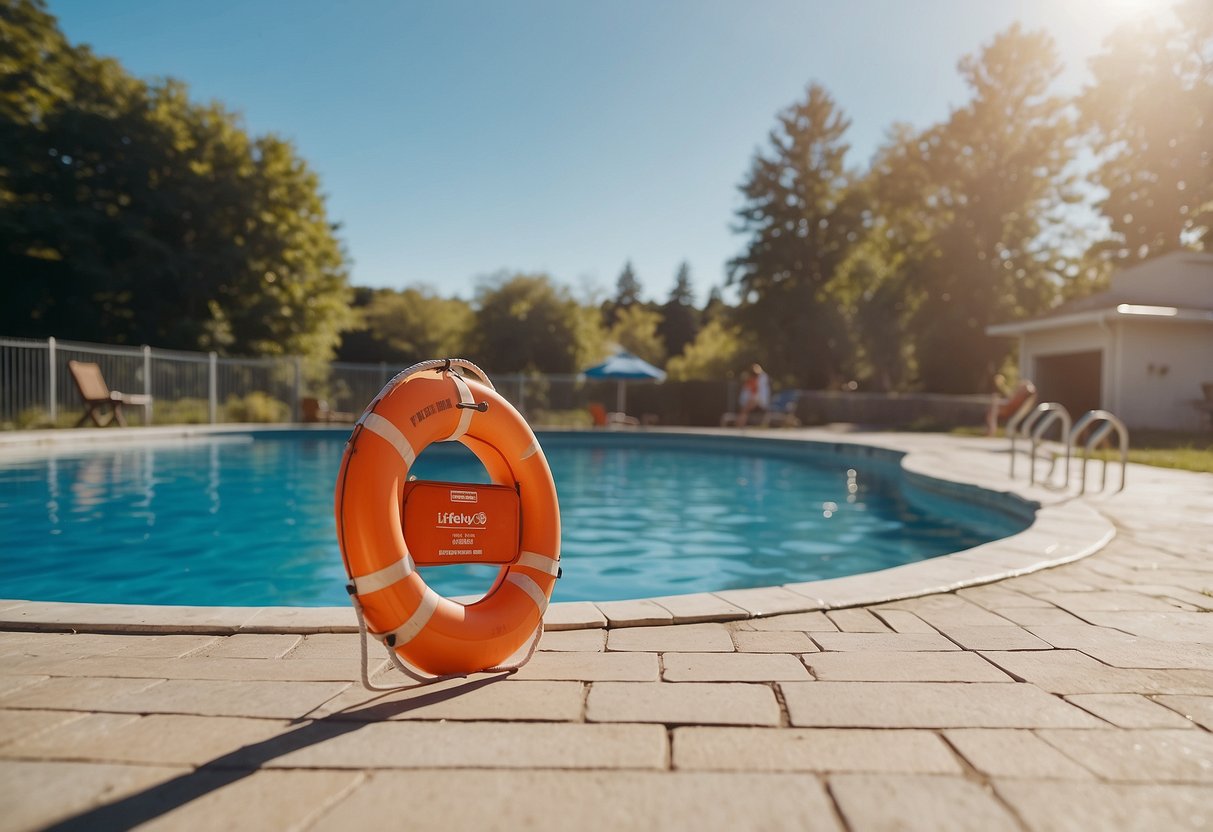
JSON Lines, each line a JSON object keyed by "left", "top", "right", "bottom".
{"left": 68, "top": 361, "right": 152, "bottom": 427}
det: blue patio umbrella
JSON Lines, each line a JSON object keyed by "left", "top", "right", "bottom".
{"left": 582, "top": 351, "right": 667, "bottom": 412}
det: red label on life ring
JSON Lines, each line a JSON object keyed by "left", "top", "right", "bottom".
{"left": 402, "top": 480, "right": 521, "bottom": 566}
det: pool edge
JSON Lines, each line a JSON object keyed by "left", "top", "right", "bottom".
{"left": 0, "top": 426, "right": 1117, "bottom": 634}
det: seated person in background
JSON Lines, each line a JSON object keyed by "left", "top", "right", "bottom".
{"left": 986, "top": 374, "right": 1036, "bottom": 436}
{"left": 738, "top": 363, "right": 770, "bottom": 426}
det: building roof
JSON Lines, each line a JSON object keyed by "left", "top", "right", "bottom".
{"left": 988, "top": 251, "right": 1213, "bottom": 337}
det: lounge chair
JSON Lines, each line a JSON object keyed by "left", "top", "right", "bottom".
{"left": 68, "top": 360, "right": 152, "bottom": 427}
{"left": 301, "top": 397, "right": 357, "bottom": 423}
{"left": 588, "top": 402, "right": 639, "bottom": 428}
{"left": 762, "top": 390, "right": 802, "bottom": 427}
{"left": 721, "top": 390, "right": 801, "bottom": 427}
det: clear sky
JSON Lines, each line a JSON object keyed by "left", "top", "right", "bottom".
{"left": 49, "top": 0, "right": 1165, "bottom": 304}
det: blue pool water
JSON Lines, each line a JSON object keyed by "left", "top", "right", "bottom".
{"left": 0, "top": 431, "right": 1031, "bottom": 605}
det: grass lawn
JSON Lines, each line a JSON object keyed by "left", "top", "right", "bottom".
{"left": 955, "top": 426, "right": 1213, "bottom": 474}
{"left": 1101, "top": 430, "right": 1213, "bottom": 474}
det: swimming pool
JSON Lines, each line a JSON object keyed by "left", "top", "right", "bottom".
{"left": 0, "top": 430, "right": 1031, "bottom": 606}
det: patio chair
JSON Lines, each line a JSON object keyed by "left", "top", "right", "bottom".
{"left": 721, "top": 390, "right": 801, "bottom": 427}
{"left": 760, "top": 390, "right": 802, "bottom": 427}
{"left": 68, "top": 360, "right": 152, "bottom": 427}
{"left": 301, "top": 397, "right": 357, "bottom": 423}
{"left": 588, "top": 402, "right": 639, "bottom": 428}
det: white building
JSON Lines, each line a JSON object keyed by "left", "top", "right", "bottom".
{"left": 987, "top": 251, "right": 1213, "bottom": 431}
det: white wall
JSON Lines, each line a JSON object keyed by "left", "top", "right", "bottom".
{"left": 1020, "top": 319, "right": 1213, "bottom": 430}
{"left": 1117, "top": 321, "right": 1213, "bottom": 430}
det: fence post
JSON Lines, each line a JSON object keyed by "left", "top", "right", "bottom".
{"left": 293, "top": 356, "right": 302, "bottom": 423}
{"left": 379, "top": 361, "right": 387, "bottom": 386}
{"left": 142, "top": 345, "right": 153, "bottom": 424}
{"left": 208, "top": 352, "right": 218, "bottom": 424}
{"left": 47, "top": 337, "right": 57, "bottom": 424}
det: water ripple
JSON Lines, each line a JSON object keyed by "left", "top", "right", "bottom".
{"left": 0, "top": 434, "right": 1029, "bottom": 605}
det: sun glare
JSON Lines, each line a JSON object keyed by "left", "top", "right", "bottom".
{"left": 1099, "top": 0, "right": 1170, "bottom": 20}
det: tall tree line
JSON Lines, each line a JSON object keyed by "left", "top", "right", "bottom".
{"left": 2, "top": 1, "right": 1207, "bottom": 385}
{"left": 728, "top": 6, "right": 1210, "bottom": 392}
{"left": 1, "top": 0, "right": 352, "bottom": 359}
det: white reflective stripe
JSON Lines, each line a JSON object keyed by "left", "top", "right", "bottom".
{"left": 520, "top": 440, "right": 539, "bottom": 460}
{"left": 378, "top": 587, "right": 440, "bottom": 647}
{"left": 352, "top": 557, "right": 414, "bottom": 596}
{"left": 517, "top": 551, "right": 559, "bottom": 576}
{"left": 362, "top": 412, "right": 416, "bottom": 467}
{"left": 506, "top": 573, "right": 549, "bottom": 614}
{"left": 446, "top": 374, "right": 476, "bottom": 441}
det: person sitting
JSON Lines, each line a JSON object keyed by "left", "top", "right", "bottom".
{"left": 738, "top": 363, "right": 770, "bottom": 427}
{"left": 986, "top": 374, "right": 1036, "bottom": 436}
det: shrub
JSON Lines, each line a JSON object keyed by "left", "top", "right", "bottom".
{"left": 223, "top": 392, "right": 290, "bottom": 423}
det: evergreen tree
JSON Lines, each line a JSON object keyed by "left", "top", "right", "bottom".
{"left": 657, "top": 261, "right": 699, "bottom": 360}
{"left": 614, "top": 260, "right": 643, "bottom": 308}
{"left": 602, "top": 260, "right": 643, "bottom": 327}
{"left": 728, "top": 83, "right": 863, "bottom": 388}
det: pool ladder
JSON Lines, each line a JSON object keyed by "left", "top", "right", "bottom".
{"left": 1008, "top": 403, "right": 1129, "bottom": 494}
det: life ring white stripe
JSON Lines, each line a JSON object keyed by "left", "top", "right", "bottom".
{"left": 447, "top": 374, "right": 476, "bottom": 442}
{"left": 362, "top": 412, "right": 416, "bottom": 467}
{"left": 506, "top": 573, "right": 549, "bottom": 614}
{"left": 380, "top": 586, "right": 440, "bottom": 647}
{"left": 520, "top": 440, "right": 539, "bottom": 460}
{"left": 517, "top": 551, "right": 559, "bottom": 576}
{"left": 352, "top": 556, "right": 414, "bottom": 596}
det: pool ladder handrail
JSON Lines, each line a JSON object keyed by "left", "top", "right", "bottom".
{"left": 1026, "top": 403, "right": 1072, "bottom": 489}
{"left": 1005, "top": 392, "right": 1039, "bottom": 478}
{"left": 1069, "top": 409, "right": 1129, "bottom": 494}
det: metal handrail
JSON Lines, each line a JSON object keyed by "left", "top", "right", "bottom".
{"left": 1069, "top": 410, "right": 1129, "bottom": 494}
{"left": 1006, "top": 393, "right": 1039, "bottom": 478}
{"left": 1028, "top": 403, "right": 1071, "bottom": 488}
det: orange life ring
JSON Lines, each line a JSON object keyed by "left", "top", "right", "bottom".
{"left": 334, "top": 360, "right": 560, "bottom": 676}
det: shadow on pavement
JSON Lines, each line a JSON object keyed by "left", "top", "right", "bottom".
{"left": 43, "top": 673, "right": 511, "bottom": 831}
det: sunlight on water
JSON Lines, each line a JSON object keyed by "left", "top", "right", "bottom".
{"left": 0, "top": 432, "right": 1029, "bottom": 605}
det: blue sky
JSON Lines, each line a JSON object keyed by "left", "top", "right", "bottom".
{"left": 50, "top": 0, "right": 1164, "bottom": 304}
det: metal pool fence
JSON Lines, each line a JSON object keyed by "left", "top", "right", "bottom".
{"left": 1, "top": 336, "right": 987, "bottom": 430}
{"left": 0, "top": 337, "right": 706, "bottom": 429}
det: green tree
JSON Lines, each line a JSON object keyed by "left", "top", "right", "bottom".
{"left": 871, "top": 26, "right": 1076, "bottom": 391}
{"left": 608, "top": 304, "right": 666, "bottom": 367}
{"left": 728, "top": 83, "right": 864, "bottom": 388}
{"left": 825, "top": 183, "right": 919, "bottom": 393}
{"left": 470, "top": 273, "right": 600, "bottom": 373}
{"left": 1080, "top": 0, "right": 1213, "bottom": 261}
{"left": 337, "top": 286, "right": 472, "bottom": 364}
{"left": 666, "top": 318, "right": 749, "bottom": 381}
{"left": 0, "top": 0, "right": 352, "bottom": 360}
{"left": 657, "top": 261, "right": 699, "bottom": 360}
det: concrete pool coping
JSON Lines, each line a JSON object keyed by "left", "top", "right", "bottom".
{"left": 0, "top": 425, "right": 1116, "bottom": 635}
